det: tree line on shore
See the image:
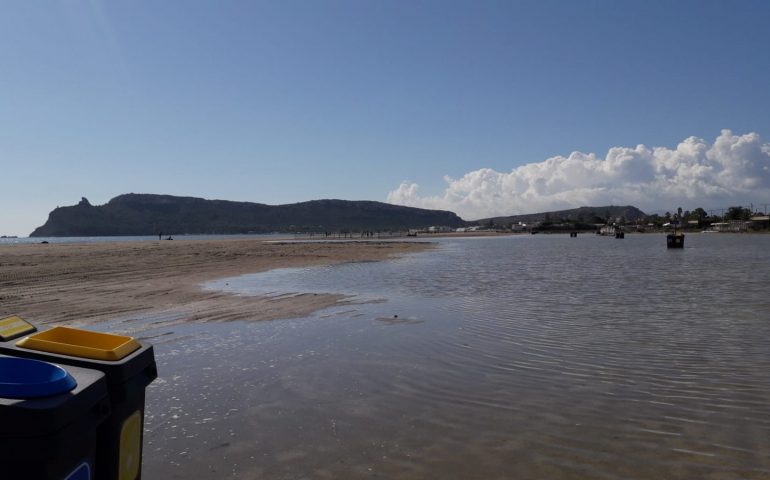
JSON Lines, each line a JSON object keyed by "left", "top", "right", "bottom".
{"left": 479, "top": 205, "right": 768, "bottom": 232}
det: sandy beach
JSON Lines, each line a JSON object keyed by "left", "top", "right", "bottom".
{"left": 0, "top": 239, "right": 432, "bottom": 329}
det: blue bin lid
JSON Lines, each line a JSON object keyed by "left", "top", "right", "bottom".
{"left": 0, "top": 357, "right": 77, "bottom": 399}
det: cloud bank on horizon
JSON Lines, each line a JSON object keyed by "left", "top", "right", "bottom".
{"left": 386, "top": 130, "right": 770, "bottom": 220}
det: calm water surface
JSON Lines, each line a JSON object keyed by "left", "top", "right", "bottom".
{"left": 136, "top": 234, "right": 770, "bottom": 479}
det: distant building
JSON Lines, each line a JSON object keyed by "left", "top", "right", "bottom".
{"left": 708, "top": 221, "right": 754, "bottom": 232}
{"left": 750, "top": 216, "right": 769, "bottom": 229}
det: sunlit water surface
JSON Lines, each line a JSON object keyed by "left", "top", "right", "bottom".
{"left": 135, "top": 234, "right": 770, "bottom": 479}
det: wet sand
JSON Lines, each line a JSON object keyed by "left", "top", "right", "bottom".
{"left": 0, "top": 239, "right": 432, "bottom": 327}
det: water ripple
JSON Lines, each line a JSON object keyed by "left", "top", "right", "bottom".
{"left": 147, "top": 234, "right": 770, "bottom": 479}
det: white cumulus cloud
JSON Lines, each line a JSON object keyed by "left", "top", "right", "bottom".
{"left": 386, "top": 130, "right": 770, "bottom": 219}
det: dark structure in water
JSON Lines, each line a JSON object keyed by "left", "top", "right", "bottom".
{"left": 667, "top": 233, "right": 685, "bottom": 248}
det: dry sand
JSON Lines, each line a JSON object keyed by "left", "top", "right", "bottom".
{"left": 0, "top": 239, "right": 432, "bottom": 329}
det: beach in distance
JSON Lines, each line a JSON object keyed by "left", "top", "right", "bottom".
{"left": 0, "top": 238, "right": 432, "bottom": 329}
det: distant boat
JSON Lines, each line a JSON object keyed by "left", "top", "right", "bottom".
{"left": 667, "top": 221, "right": 685, "bottom": 248}
{"left": 598, "top": 225, "right": 621, "bottom": 237}
{"left": 667, "top": 233, "right": 685, "bottom": 248}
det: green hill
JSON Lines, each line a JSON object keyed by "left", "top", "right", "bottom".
{"left": 30, "top": 194, "right": 465, "bottom": 236}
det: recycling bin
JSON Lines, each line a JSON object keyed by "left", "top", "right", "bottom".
{"left": 1, "top": 326, "right": 158, "bottom": 480}
{"left": 0, "top": 355, "right": 110, "bottom": 479}
{"left": 0, "top": 315, "right": 37, "bottom": 341}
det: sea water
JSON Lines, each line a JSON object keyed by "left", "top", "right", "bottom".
{"left": 139, "top": 233, "right": 770, "bottom": 479}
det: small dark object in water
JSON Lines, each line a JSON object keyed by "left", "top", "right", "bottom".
{"left": 40, "top": 241, "right": 49, "bottom": 244}
{"left": 570, "top": 232, "right": 578, "bottom": 237}
{"left": 667, "top": 233, "right": 685, "bottom": 248}
{"left": 166, "top": 236, "right": 173, "bottom": 240}
{"left": 393, "top": 315, "right": 398, "bottom": 318}
{"left": 615, "top": 232, "right": 624, "bottom": 239}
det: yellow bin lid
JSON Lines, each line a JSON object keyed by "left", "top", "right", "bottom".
{"left": 16, "top": 326, "right": 141, "bottom": 361}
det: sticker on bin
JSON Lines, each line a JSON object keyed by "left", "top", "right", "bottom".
{"left": 16, "top": 326, "right": 141, "bottom": 361}
{"left": 0, "top": 315, "right": 36, "bottom": 341}
{"left": 120, "top": 410, "right": 142, "bottom": 480}
{"left": 63, "top": 461, "right": 91, "bottom": 480}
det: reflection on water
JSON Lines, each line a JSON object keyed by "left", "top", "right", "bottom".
{"left": 141, "top": 234, "right": 770, "bottom": 479}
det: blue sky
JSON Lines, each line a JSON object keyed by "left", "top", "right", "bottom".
{"left": 2, "top": 0, "right": 770, "bottom": 234}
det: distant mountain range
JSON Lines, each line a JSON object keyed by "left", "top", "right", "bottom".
{"left": 30, "top": 194, "right": 465, "bottom": 236}
{"left": 473, "top": 205, "right": 647, "bottom": 225}
{"left": 30, "top": 194, "right": 649, "bottom": 237}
